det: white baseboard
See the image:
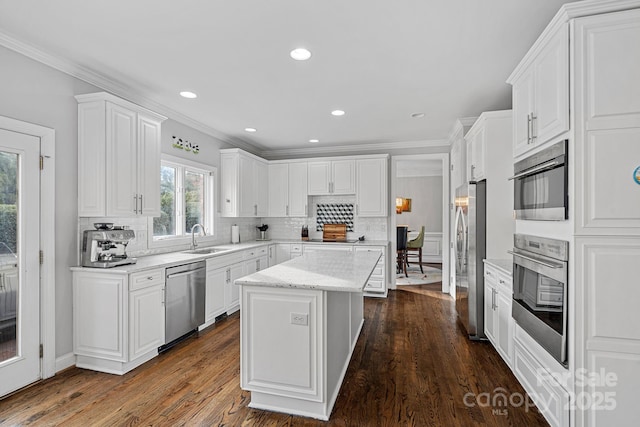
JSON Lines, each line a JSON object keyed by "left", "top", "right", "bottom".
{"left": 55, "top": 352, "right": 76, "bottom": 373}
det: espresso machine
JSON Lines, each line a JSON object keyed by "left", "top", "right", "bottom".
{"left": 81, "top": 228, "right": 137, "bottom": 268}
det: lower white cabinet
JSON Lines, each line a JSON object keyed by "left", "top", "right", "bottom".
{"left": 73, "top": 267, "right": 165, "bottom": 375}
{"left": 205, "top": 264, "right": 227, "bottom": 323}
{"left": 355, "top": 246, "right": 387, "bottom": 296}
{"left": 225, "top": 262, "right": 244, "bottom": 315}
{"left": 483, "top": 263, "right": 514, "bottom": 368}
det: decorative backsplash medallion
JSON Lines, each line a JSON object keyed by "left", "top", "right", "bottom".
{"left": 316, "top": 204, "right": 354, "bottom": 231}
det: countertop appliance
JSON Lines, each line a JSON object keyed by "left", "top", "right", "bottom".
{"left": 509, "top": 234, "right": 569, "bottom": 366}
{"left": 162, "top": 261, "right": 206, "bottom": 351}
{"left": 510, "top": 140, "right": 568, "bottom": 221}
{"left": 455, "top": 180, "right": 487, "bottom": 340}
{"left": 81, "top": 229, "right": 137, "bottom": 268}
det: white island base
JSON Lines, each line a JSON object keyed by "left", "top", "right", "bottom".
{"left": 237, "top": 251, "right": 380, "bottom": 420}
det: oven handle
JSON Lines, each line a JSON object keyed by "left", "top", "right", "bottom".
{"left": 508, "top": 160, "right": 560, "bottom": 180}
{"left": 507, "top": 250, "right": 563, "bottom": 269}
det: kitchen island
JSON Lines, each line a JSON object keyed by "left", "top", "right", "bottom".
{"left": 236, "top": 251, "right": 381, "bottom": 421}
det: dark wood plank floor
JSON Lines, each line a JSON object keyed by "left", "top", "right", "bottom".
{"left": 0, "top": 284, "right": 548, "bottom": 426}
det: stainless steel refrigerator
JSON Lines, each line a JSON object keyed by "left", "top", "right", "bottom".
{"left": 455, "top": 180, "right": 486, "bottom": 340}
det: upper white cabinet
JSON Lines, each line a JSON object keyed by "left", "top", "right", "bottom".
{"left": 509, "top": 24, "right": 569, "bottom": 159}
{"left": 308, "top": 160, "right": 355, "bottom": 195}
{"left": 465, "top": 125, "right": 485, "bottom": 181}
{"left": 76, "top": 92, "right": 166, "bottom": 217}
{"left": 268, "top": 161, "right": 308, "bottom": 217}
{"left": 356, "top": 157, "right": 388, "bottom": 217}
{"left": 220, "top": 149, "right": 268, "bottom": 217}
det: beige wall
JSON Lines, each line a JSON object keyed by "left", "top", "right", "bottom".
{"left": 395, "top": 175, "right": 443, "bottom": 233}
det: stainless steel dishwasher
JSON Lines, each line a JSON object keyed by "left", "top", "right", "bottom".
{"left": 162, "top": 261, "right": 206, "bottom": 351}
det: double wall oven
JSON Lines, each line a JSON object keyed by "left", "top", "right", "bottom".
{"left": 509, "top": 234, "right": 569, "bottom": 367}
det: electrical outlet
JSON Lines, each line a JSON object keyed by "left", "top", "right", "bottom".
{"left": 290, "top": 313, "right": 308, "bottom": 326}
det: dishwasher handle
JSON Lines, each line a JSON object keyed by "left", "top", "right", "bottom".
{"left": 166, "top": 267, "right": 205, "bottom": 280}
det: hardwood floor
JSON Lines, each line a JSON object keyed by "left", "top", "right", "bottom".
{"left": 0, "top": 284, "right": 548, "bottom": 426}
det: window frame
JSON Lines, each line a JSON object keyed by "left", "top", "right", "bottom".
{"left": 147, "top": 153, "right": 216, "bottom": 249}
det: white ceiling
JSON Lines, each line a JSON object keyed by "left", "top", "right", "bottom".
{"left": 0, "top": 0, "right": 574, "bottom": 153}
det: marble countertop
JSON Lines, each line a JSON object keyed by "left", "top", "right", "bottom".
{"left": 483, "top": 259, "right": 512, "bottom": 276}
{"left": 235, "top": 251, "right": 381, "bottom": 292}
{"left": 70, "top": 239, "right": 389, "bottom": 274}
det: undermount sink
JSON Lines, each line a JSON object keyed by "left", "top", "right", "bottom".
{"left": 182, "top": 247, "right": 224, "bottom": 255}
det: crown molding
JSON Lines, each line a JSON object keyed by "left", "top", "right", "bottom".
{"left": 0, "top": 30, "right": 265, "bottom": 155}
{"left": 447, "top": 117, "right": 477, "bottom": 143}
{"left": 260, "top": 138, "right": 449, "bottom": 160}
{"left": 507, "top": 0, "right": 640, "bottom": 84}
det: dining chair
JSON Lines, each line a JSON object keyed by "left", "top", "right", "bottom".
{"left": 396, "top": 226, "right": 408, "bottom": 277}
{"left": 406, "top": 226, "right": 425, "bottom": 273}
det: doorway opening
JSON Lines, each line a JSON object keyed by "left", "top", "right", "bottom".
{"left": 390, "top": 154, "right": 449, "bottom": 293}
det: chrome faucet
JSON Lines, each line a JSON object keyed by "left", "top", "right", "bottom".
{"left": 190, "top": 223, "right": 206, "bottom": 250}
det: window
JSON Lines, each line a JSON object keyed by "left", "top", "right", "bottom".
{"left": 151, "top": 155, "right": 215, "bottom": 244}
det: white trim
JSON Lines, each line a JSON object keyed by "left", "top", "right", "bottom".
{"left": 0, "top": 115, "right": 56, "bottom": 380}
{"left": 390, "top": 153, "right": 450, "bottom": 293}
{"left": 55, "top": 352, "right": 75, "bottom": 373}
{"left": 261, "top": 139, "right": 449, "bottom": 160}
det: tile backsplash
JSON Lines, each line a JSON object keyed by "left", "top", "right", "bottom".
{"left": 77, "top": 195, "right": 388, "bottom": 263}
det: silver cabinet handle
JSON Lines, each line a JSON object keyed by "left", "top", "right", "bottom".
{"left": 527, "top": 113, "right": 531, "bottom": 144}
{"left": 133, "top": 194, "right": 138, "bottom": 214}
{"left": 531, "top": 114, "right": 537, "bottom": 142}
{"left": 494, "top": 289, "right": 498, "bottom": 309}
{"left": 508, "top": 250, "right": 563, "bottom": 269}
{"left": 257, "top": 259, "right": 260, "bottom": 271}
{"left": 356, "top": 204, "right": 359, "bottom": 215}
{"left": 139, "top": 194, "right": 143, "bottom": 214}
{"left": 286, "top": 205, "right": 289, "bottom": 216}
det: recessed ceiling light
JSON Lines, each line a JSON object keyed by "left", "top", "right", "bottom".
{"left": 331, "top": 110, "right": 345, "bottom": 116}
{"left": 180, "top": 91, "right": 198, "bottom": 99}
{"left": 245, "top": 127, "right": 257, "bottom": 133}
{"left": 290, "top": 48, "right": 312, "bottom": 61}
{"left": 410, "top": 112, "right": 425, "bottom": 118}
{"left": 309, "top": 139, "right": 319, "bottom": 143}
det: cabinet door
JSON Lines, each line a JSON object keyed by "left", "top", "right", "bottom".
{"left": 332, "top": 160, "right": 355, "bottom": 194}
{"left": 534, "top": 24, "right": 569, "bottom": 146}
{"left": 137, "top": 115, "right": 162, "bottom": 216}
{"left": 472, "top": 129, "right": 485, "bottom": 181}
{"left": 496, "top": 290, "right": 513, "bottom": 367}
{"left": 268, "top": 163, "right": 288, "bottom": 217}
{"left": 129, "top": 284, "right": 165, "bottom": 360}
{"left": 356, "top": 158, "right": 387, "bottom": 217}
{"left": 254, "top": 160, "right": 269, "bottom": 217}
{"left": 275, "top": 244, "right": 291, "bottom": 264}
{"left": 106, "top": 102, "right": 137, "bottom": 217}
{"left": 227, "top": 263, "right": 244, "bottom": 313}
{"left": 206, "top": 267, "right": 227, "bottom": 322}
{"left": 77, "top": 101, "right": 107, "bottom": 216}
{"left": 307, "top": 161, "right": 331, "bottom": 195}
{"left": 512, "top": 67, "right": 536, "bottom": 158}
{"left": 238, "top": 155, "right": 255, "bottom": 217}
{"left": 220, "top": 154, "right": 238, "bottom": 217}
{"left": 484, "top": 282, "right": 497, "bottom": 345}
{"left": 288, "top": 162, "right": 308, "bottom": 217}
{"left": 256, "top": 255, "right": 268, "bottom": 272}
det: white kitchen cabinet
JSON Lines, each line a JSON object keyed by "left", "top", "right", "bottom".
{"left": 225, "top": 262, "right": 244, "bottom": 314}
{"left": 308, "top": 160, "right": 355, "bottom": 195}
{"left": 73, "top": 267, "right": 166, "bottom": 375}
{"left": 509, "top": 24, "right": 569, "bottom": 159}
{"left": 220, "top": 149, "right": 268, "bottom": 217}
{"left": 129, "top": 271, "right": 165, "bottom": 361}
{"left": 356, "top": 157, "right": 388, "bottom": 217}
{"left": 76, "top": 92, "right": 166, "bottom": 217}
{"left": 268, "top": 162, "right": 308, "bottom": 217}
{"left": 483, "top": 263, "right": 513, "bottom": 369}
{"left": 205, "top": 264, "right": 227, "bottom": 324}
{"left": 355, "top": 246, "right": 387, "bottom": 296}
{"left": 303, "top": 244, "right": 352, "bottom": 254}
{"left": 465, "top": 125, "right": 485, "bottom": 181}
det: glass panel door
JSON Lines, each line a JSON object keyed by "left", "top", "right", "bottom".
{"left": 0, "top": 128, "right": 40, "bottom": 397}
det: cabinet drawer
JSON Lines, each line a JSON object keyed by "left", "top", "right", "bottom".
{"left": 290, "top": 244, "right": 303, "bottom": 253}
{"left": 365, "top": 280, "right": 384, "bottom": 291}
{"left": 497, "top": 272, "right": 512, "bottom": 295}
{"left": 129, "top": 268, "right": 164, "bottom": 291}
{"left": 371, "top": 265, "right": 383, "bottom": 277}
{"left": 244, "top": 245, "right": 268, "bottom": 260}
